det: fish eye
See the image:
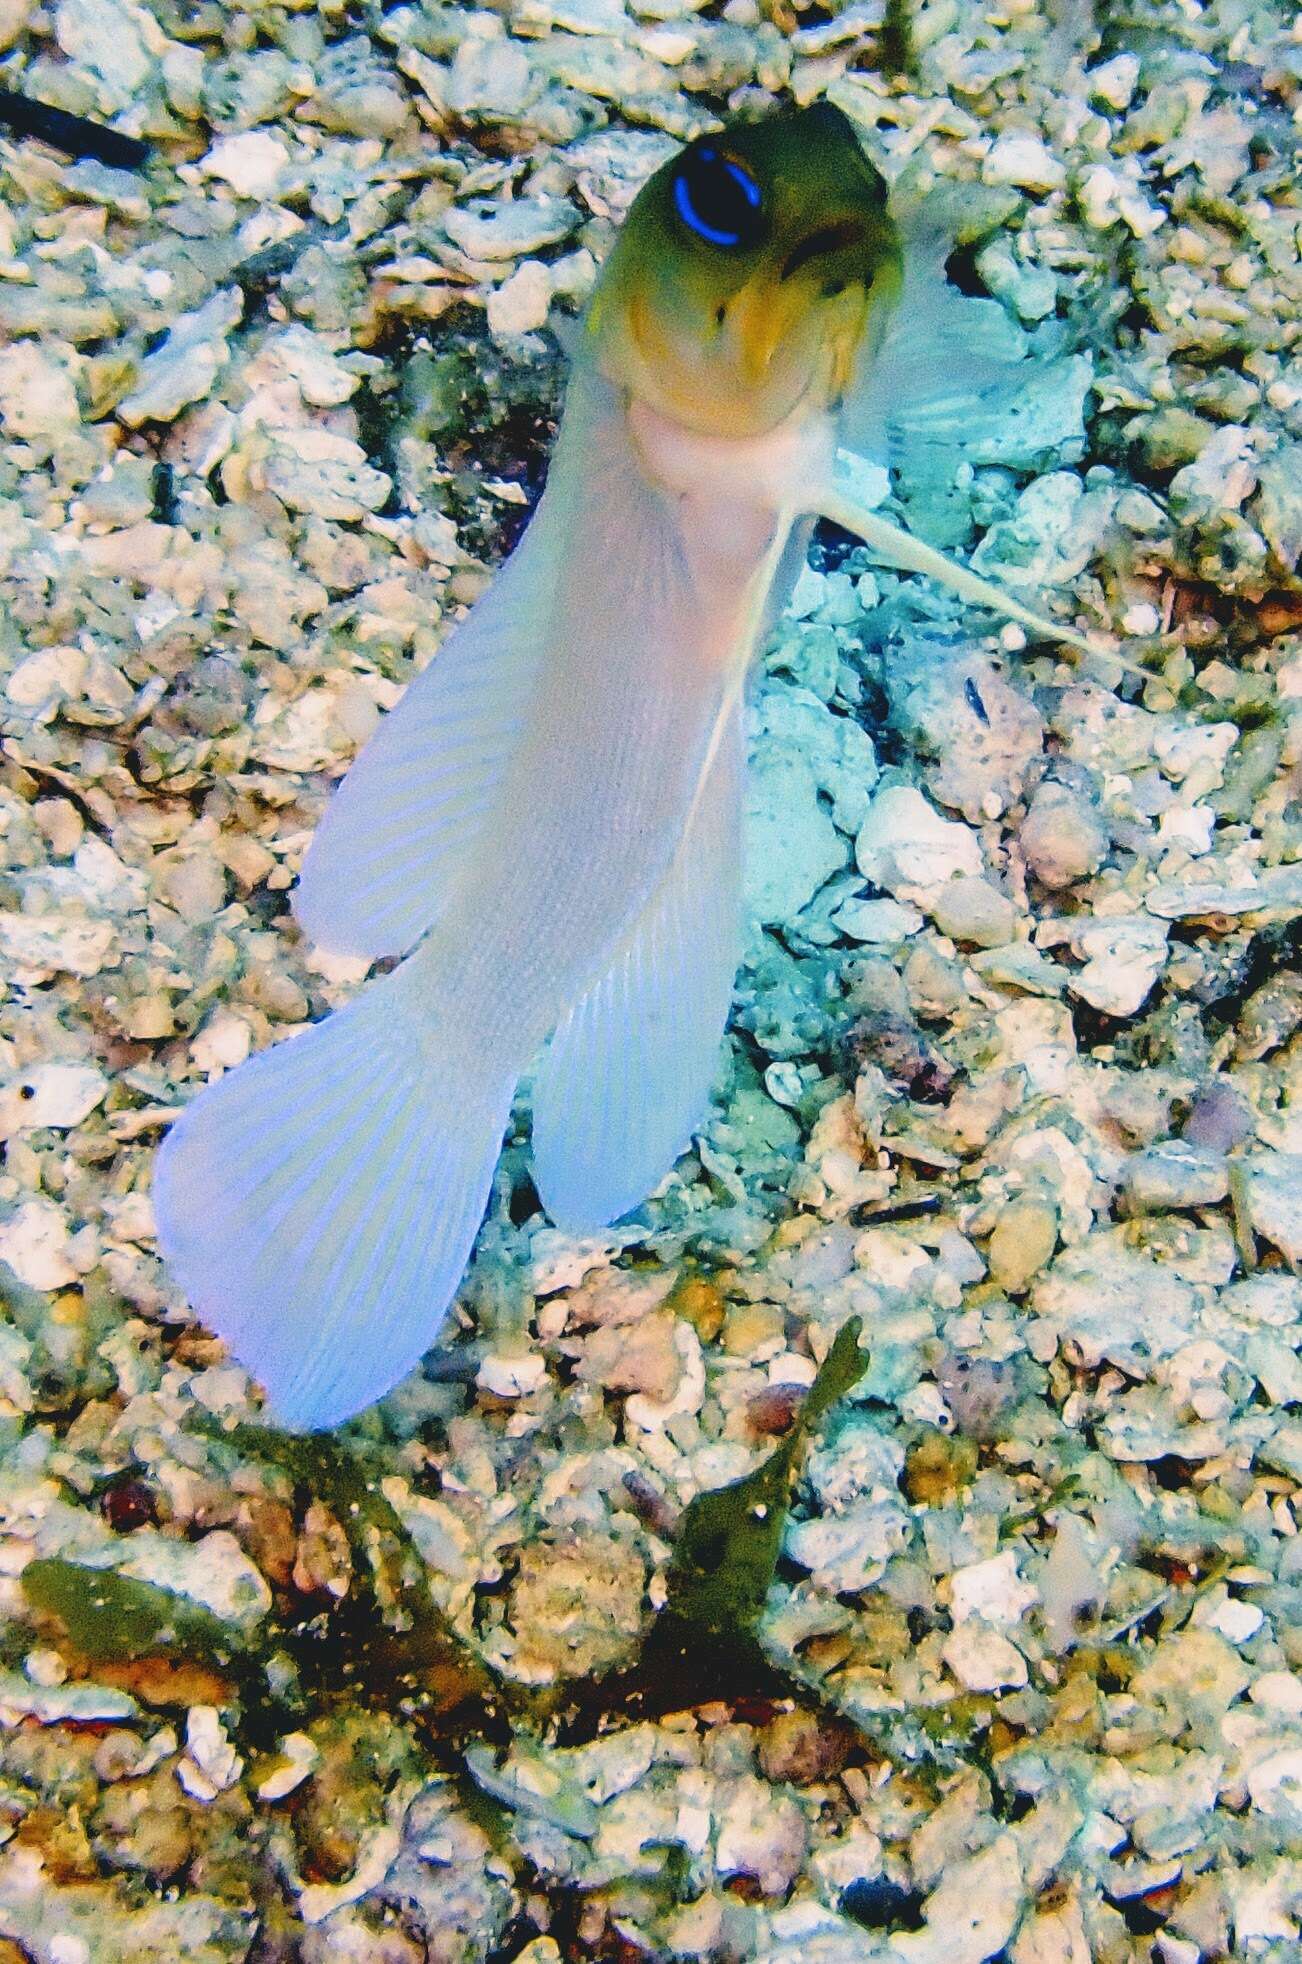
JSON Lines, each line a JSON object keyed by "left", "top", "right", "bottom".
{"left": 671, "top": 144, "right": 765, "bottom": 251}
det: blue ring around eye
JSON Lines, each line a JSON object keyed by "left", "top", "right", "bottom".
{"left": 673, "top": 150, "right": 762, "bottom": 249}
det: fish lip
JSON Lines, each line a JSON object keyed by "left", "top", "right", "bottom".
{"left": 624, "top": 289, "right": 832, "bottom": 438}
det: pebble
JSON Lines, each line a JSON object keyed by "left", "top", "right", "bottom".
{"left": 1019, "top": 782, "right": 1108, "bottom": 889}
{"left": 1068, "top": 914, "right": 1169, "bottom": 1017}
{"left": 0, "top": 1062, "right": 107, "bottom": 1137}
{"left": 942, "top": 1624, "right": 1029, "bottom": 1693}
{"left": 833, "top": 896, "right": 923, "bottom": 944}
{"left": 487, "top": 259, "right": 553, "bottom": 339}
{"left": 1237, "top": 1154, "right": 1302, "bottom": 1266}
{"left": 445, "top": 197, "right": 579, "bottom": 261}
{"left": 987, "top": 1195, "right": 1059, "bottom": 1293}
{"left": 179, "top": 1706, "right": 243, "bottom": 1801}
{"left": 0, "top": 1196, "right": 78, "bottom": 1290}
{"left": 55, "top": 0, "right": 150, "bottom": 100}
{"left": 715, "top": 1775, "right": 808, "bottom": 1896}
{"left": 981, "top": 131, "right": 1066, "bottom": 194}
{"left": 119, "top": 289, "right": 244, "bottom": 427}
{"left": 0, "top": 345, "right": 80, "bottom": 444}
{"left": 0, "top": 0, "right": 33, "bottom": 51}
{"left": 930, "top": 876, "right": 1017, "bottom": 949}
{"left": 202, "top": 130, "right": 292, "bottom": 200}
{"left": 1124, "top": 1141, "right": 1230, "bottom": 1213}
{"left": 856, "top": 786, "right": 983, "bottom": 902}
{"left": 477, "top": 1351, "right": 548, "bottom": 1397}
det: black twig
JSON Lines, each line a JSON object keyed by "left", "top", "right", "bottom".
{"left": 0, "top": 87, "right": 150, "bottom": 171}
{"left": 848, "top": 1193, "right": 945, "bottom": 1227}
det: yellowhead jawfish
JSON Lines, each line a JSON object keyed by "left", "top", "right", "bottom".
{"left": 155, "top": 105, "right": 1109, "bottom": 1428}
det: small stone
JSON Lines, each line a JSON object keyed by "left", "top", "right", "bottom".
{"left": 445, "top": 197, "right": 578, "bottom": 261}
{"left": 191, "top": 1008, "right": 251, "bottom": 1074}
{"left": 1124, "top": 1141, "right": 1230, "bottom": 1213}
{"left": 1254, "top": 442, "right": 1302, "bottom": 572}
{"left": 987, "top": 1196, "right": 1059, "bottom": 1293}
{"left": 261, "top": 428, "right": 391, "bottom": 521}
{"left": 576, "top": 1309, "right": 681, "bottom": 1402}
{"left": 1182, "top": 1081, "right": 1255, "bottom": 1154}
{"left": 1237, "top": 1154, "right": 1302, "bottom": 1265}
{"left": 856, "top": 786, "right": 982, "bottom": 902}
{"left": 1088, "top": 52, "right": 1140, "bottom": 109}
{"left": 162, "top": 852, "right": 228, "bottom": 923}
{"left": 1019, "top": 783, "right": 1108, "bottom": 889}
{"left": 119, "top": 289, "right": 243, "bottom": 427}
{"left": 0, "top": 1062, "right": 107, "bottom": 1138}
{"left": 1169, "top": 425, "right": 1259, "bottom": 522}
{"left": 55, "top": 0, "right": 149, "bottom": 99}
{"left": 757, "top": 1709, "right": 850, "bottom": 1786}
{"left": 834, "top": 896, "right": 924, "bottom": 944}
{"left": 179, "top": 1706, "right": 242, "bottom": 1801}
{"left": 203, "top": 130, "right": 291, "bottom": 201}
{"left": 476, "top": 1351, "right": 548, "bottom": 1397}
{"left": 951, "top": 1550, "right": 1038, "bottom": 1627}
{"left": 254, "top": 1731, "right": 321, "bottom": 1801}
{"left": 6, "top": 644, "right": 88, "bottom": 715}
{"left": 0, "top": 344, "right": 80, "bottom": 443}
{"left": 0, "top": 1196, "right": 77, "bottom": 1289}
{"left": 445, "top": 33, "right": 537, "bottom": 118}
{"left": 981, "top": 132, "right": 1066, "bottom": 194}
{"left": 931, "top": 876, "right": 1017, "bottom": 949}
{"left": 33, "top": 799, "right": 84, "bottom": 858}
{"left": 1131, "top": 1628, "right": 1251, "bottom": 1717}
{"left": 0, "top": 0, "right": 34, "bottom": 53}
{"left": 903, "top": 1430, "right": 977, "bottom": 1506}
{"left": 715, "top": 1774, "right": 808, "bottom": 1896}
{"left": 487, "top": 260, "right": 553, "bottom": 339}
{"left": 942, "top": 1623, "right": 1029, "bottom": 1692}
{"left": 895, "top": 1834, "right": 1023, "bottom": 1964}
{"left": 1069, "top": 914, "right": 1169, "bottom": 1017}
{"left": 1192, "top": 1595, "right": 1264, "bottom": 1646}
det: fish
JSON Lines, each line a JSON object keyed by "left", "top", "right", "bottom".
{"left": 154, "top": 103, "right": 1114, "bottom": 1430}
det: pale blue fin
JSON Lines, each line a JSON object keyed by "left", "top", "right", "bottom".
{"left": 843, "top": 208, "right": 1039, "bottom": 545}
{"left": 291, "top": 513, "right": 561, "bottom": 960}
{"left": 152, "top": 970, "right": 514, "bottom": 1429}
{"left": 812, "top": 482, "right": 1148, "bottom": 675}
{"left": 530, "top": 702, "right": 744, "bottom": 1233}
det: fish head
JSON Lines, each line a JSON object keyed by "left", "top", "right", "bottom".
{"left": 588, "top": 103, "right": 901, "bottom": 440}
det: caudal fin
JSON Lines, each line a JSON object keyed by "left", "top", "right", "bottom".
{"left": 152, "top": 972, "right": 514, "bottom": 1429}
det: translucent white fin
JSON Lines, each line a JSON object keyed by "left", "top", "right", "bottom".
{"left": 291, "top": 507, "right": 562, "bottom": 960}
{"left": 811, "top": 484, "right": 1147, "bottom": 675}
{"left": 529, "top": 701, "right": 744, "bottom": 1233}
{"left": 842, "top": 213, "right": 1029, "bottom": 492}
{"left": 152, "top": 970, "right": 515, "bottom": 1430}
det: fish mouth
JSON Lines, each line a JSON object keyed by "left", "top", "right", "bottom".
{"left": 626, "top": 279, "right": 859, "bottom": 438}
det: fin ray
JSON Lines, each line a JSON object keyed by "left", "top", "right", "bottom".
{"left": 153, "top": 974, "right": 515, "bottom": 1429}
{"left": 291, "top": 520, "right": 561, "bottom": 960}
{"left": 530, "top": 704, "right": 744, "bottom": 1232}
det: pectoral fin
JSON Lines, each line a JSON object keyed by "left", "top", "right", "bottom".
{"left": 530, "top": 701, "right": 744, "bottom": 1234}
{"left": 811, "top": 483, "right": 1148, "bottom": 676}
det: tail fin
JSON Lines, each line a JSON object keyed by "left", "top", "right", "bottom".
{"left": 152, "top": 971, "right": 514, "bottom": 1430}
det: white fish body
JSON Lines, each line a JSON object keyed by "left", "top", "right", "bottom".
{"left": 154, "top": 108, "right": 1120, "bottom": 1429}
{"left": 154, "top": 363, "right": 831, "bottom": 1428}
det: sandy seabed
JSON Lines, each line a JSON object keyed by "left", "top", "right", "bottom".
{"left": 0, "top": 0, "right": 1300, "bottom": 1958}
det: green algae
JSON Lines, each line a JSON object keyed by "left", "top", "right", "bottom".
{"left": 556, "top": 1318, "right": 870, "bottom": 1738}
{"left": 192, "top": 1418, "right": 508, "bottom": 1745}
{"left": 21, "top": 1558, "right": 245, "bottom": 1669}
{"left": 658, "top": 1316, "right": 868, "bottom": 1650}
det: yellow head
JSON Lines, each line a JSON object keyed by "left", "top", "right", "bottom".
{"left": 587, "top": 104, "right": 902, "bottom": 441}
